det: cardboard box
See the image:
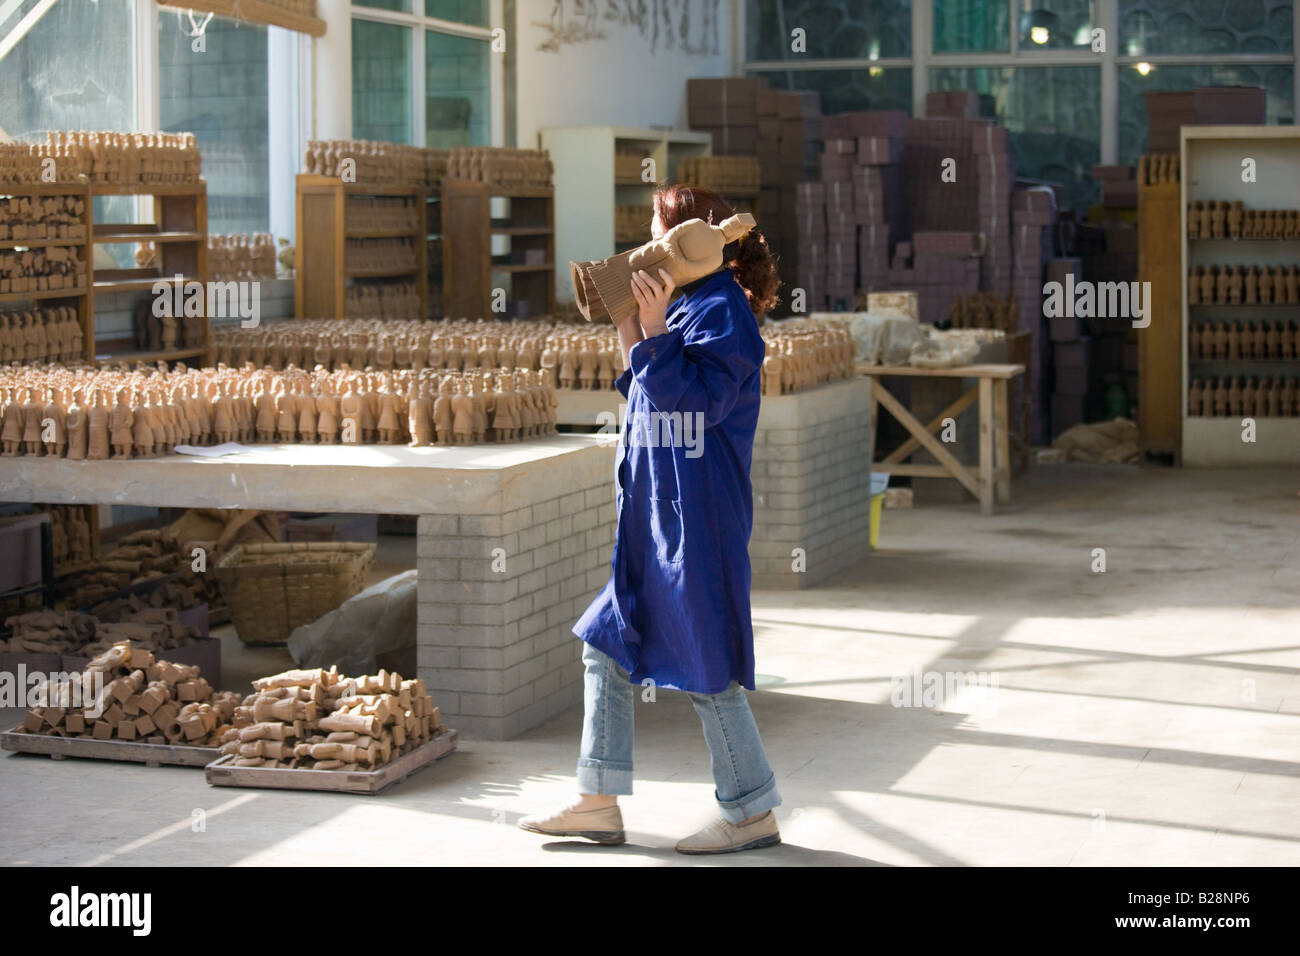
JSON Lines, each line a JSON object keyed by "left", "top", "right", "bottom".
{"left": 775, "top": 90, "right": 820, "bottom": 119}
{"left": 697, "top": 125, "right": 758, "bottom": 155}
{"left": 687, "top": 77, "right": 763, "bottom": 126}
{"left": 856, "top": 136, "right": 903, "bottom": 165}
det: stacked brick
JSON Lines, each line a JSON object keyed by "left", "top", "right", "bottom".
{"left": 1012, "top": 187, "right": 1057, "bottom": 443}
{"left": 686, "top": 78, "right": 761, "bottom": 157}
{"left": 974, "top": 124, "right": 1015, "bottom": 292}
{"left": 794, "top": 182, "right": 826, "bottom": 310}
{"left": 887, "top": 232, "right": 981, "bottom": 326}
{"left": 844, "top": 111, "right": 908, "bottom": 293}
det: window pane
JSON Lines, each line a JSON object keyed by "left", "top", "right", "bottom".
{"left": 159, "top": 13, "right": 269, "bottom": 234}
{"left": 353, "top": 20, "right": 412, "bottom": 143}
{"left": 354, "top": 0, "right": 412, "bottom": 14}
{"left": 1120, "top": 0, "right": 1293, "bottom": 56}
{"left": 749, "top": 68, "right": 913, "bottom": 115}
{"left": 746, "top": 0, "right": 911, "bottom": 61}
{"left": 1117, "top": 64, "right": 1295, "bottom": 165}
{"left": 426, "top": 32, "right": 490, "bottom": 147}
{"left": 934, "top": 0, "right": 1010, "bottom": 53}
{"left": 0, "top": 0, "right": 135, "bottom": 136}
{"left": 1018, "top": 0, "right": 1096, "bottom": 51}
{"left": 930, "top": 66, "right": 1100, "bottom": 208}
{"left": 426, "top": 0, "right": 490, "bottom": 26}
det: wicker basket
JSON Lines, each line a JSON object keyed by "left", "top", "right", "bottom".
{"left": 214, "top": 542, "right": 375, "bottom": 646}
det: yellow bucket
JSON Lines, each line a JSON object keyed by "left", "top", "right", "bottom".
{"left": 869, "top": 472, "right": 888, "bottom": 550}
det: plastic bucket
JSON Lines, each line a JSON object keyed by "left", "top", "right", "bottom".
{"left": 869, "top": 473, "right": 888, "bottom": 550}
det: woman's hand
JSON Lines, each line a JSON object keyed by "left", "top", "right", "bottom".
{"left": 630, "top": 268, "right": 675, "bottom": 339}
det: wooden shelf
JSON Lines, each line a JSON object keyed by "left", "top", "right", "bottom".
{"left": 345, "top": 266, "right": 422, "bottom": 278}
{"left": 490, "top": 224, "right": 552, "bottom": 236}
{"left": 90, "top": 182, "right": 206, "bottom": 196}
{"left": 93, "top": 228, "right": 204, "bottom": 244}
{"left": 94, "top": 274, "right": 199, "bottom": 294}
{"left": 0, "top": 182, "right": 91, "bottom": 196}
{"left": 1180, "top": 125, "right": 1300, "bottom": 466}
{"left": 0, "top": 236, "right": 88, "bottom": 249}
{"left": 94, "top": 344, "right": 207, "bottom": 365}
{"left": 485, "top": 186, "right": 554, "bottom": 198}
{"left": 0, "top": 180, "right": 206, "bottom": 367}
{"left": 296, "top": 174, "right": 429, "bottom": 319}
{"left": 345, "top": 227, "right": 421, "bottom": 239}
{"left": 1188, "top": 235, "right": 1300, "bottom": 242}
{"left": 443, "top": 178, "right": 554, "bottom": 320}
{"left": 0, "top": 286, "right": 88, "bottom": 303}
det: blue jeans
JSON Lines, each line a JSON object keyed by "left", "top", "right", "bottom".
{"left": 576, "top": 639, "right": 782, "bottom": 824}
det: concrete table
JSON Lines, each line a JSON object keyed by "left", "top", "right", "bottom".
{"left": 0, "top": 435, "right": 618, "bottom": 740}
{"left": 856, "top": 363, "right": 1025, "bottom": 516}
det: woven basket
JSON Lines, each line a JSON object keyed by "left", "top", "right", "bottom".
{"left": 214, "top": 542, "right": 375, "bottom": 646}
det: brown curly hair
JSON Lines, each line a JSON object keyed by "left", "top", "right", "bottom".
{"left": 652, "top": 184, "right": 781, "bottom": 317}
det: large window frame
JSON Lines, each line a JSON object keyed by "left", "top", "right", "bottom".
{"left": 351, "top": 0, "right": 503, "bottom": 148}
{"left": 740, "top": 0, "right": 1300, "bottom": 165}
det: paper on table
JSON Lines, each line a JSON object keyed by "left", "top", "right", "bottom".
{"left": 173, "top": 443, "right": 254, "bottom": 458}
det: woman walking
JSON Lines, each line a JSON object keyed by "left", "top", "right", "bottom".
{"left": 520, "top": 185, "right": 783, "bottom": 854}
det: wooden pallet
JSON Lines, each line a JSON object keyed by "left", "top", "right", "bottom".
{"left": 204, "top": 730, "right": 458, "bottom": 795}
{"left": 0, "top": 725, "right": 217, "bottom": 768}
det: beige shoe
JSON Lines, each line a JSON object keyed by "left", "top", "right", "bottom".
{"left": 518, "top": 802, "right": 626, "bottom": 845}
{"left": 675, "top": 810, "right": 781, "bottom": 855}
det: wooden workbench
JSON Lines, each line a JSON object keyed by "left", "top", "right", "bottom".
{"left": 857, "top": 363, "right": 1026, "bottom": 516}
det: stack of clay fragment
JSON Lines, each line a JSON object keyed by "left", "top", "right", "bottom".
{"left": 218, "top": 667, "right": 443, "bottom": 770}
{"left": 17, "top": 640, "right": 239, "bottom": 745}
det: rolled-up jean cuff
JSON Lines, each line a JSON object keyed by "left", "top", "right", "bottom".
{"left": 577, "top": 758, "right": 634, "bottom": 796}
{"left": 716, "top": 771, "right": 781, "bottom": 824}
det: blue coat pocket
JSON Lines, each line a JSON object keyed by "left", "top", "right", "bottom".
{"left": 648, "top": 497, "right": 685, "bottom": 565}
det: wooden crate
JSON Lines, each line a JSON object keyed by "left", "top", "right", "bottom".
{"left": 205, "top": 729, "right": 458, "bottom": 795}
{"left": 1, "top": 725, "right": 218, "bottom": 768}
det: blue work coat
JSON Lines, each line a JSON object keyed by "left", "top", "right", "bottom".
{"left": 573, "top": 269, "right": 766, "bottom": 694}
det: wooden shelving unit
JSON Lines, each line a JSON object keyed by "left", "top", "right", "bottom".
{"left": 442, "top": 179, "right": 554, "bottom": 320}
{"left": 89, "top": 181, "right": 211, "bottom": 366}
{"left": 1180, "top": 126, "right": 1300, "bottom": 466}
{"left": 294, "top": 174, "right": 428, "bottom": 320}
{"left": 538, "top": 126, "right": 711, "bottom": 302}
{"left": 0, "top": 182, "right": 93, "bottom": 363}
{"left": 1137, "top": 154, "right": 1183, "bottom": 458}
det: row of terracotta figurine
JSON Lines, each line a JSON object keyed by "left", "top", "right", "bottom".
{"left": 0, "top": 365, "right": 560, "bottom": 458}
{"left": 0, "top": 307, "right": 84, "bottom": 364}
{"left": 1187, "top": 377, "right": 1300, "bottom": 418}
{"left": 345, "top": 196, "right": 420, "bottom": 231}
{"left": 208, "top": 233, "right": 279, "bottom": 283}
{"left": 1187, "top": 264, "right": 1300, "bottom": 305}
{"left": 949, "top": 292, "right": 1020, "bottom": 335}
{"left": 343, "top": 281, "right": 423, "bottom": 320}
{"left": 303, "top": 141, "right": 448, "bottom": 188}
{"left": 345, "top": 237, "right": 418, "bottom": 273}
{"left": 1189, "top": 320, "right": 1300, "bottom": 361}
{"left": 1187, "top": 201, "right": 1300, "bottom": 240}
{"left": 0, "top": 195, "right": 86, "bottom": 240}
{"left": 677, "top": 156, "right": 762, "bottom": 194}
{"left": 759, "top": 320, "right": 857, "bottom": 396}
{"left": 0, "top": 132, "right": 201, "bottom": 186}
{"left": 0, "top": 246, "right": 86, "bottom": 293}
{"left": 211, "top": 319, "right": 626, "bottom": 389}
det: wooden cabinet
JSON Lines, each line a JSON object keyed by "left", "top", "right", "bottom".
{"left": 294, "top": 175, "right": 428, "bottom": 320}
{"left": 1137, "top": 155, "right": 1183, "bottom": 457}
{"left": 441, "top": 180, "right": 554, "bottom": 320}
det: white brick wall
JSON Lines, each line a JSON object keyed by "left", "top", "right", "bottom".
{"left": 750, "top": 379, "right": 874, "bottom": 589}
{"left": 416, "top": 479, "right": 616, "bottom": 739}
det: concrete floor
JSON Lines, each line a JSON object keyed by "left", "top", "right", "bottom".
{"left": 2, "top": 463, "right": 1298, "bottom": 866}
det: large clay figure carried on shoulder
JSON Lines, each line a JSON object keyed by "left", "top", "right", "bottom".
{"left": 570, "top": 212, "right": 757, "bottom": 323}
